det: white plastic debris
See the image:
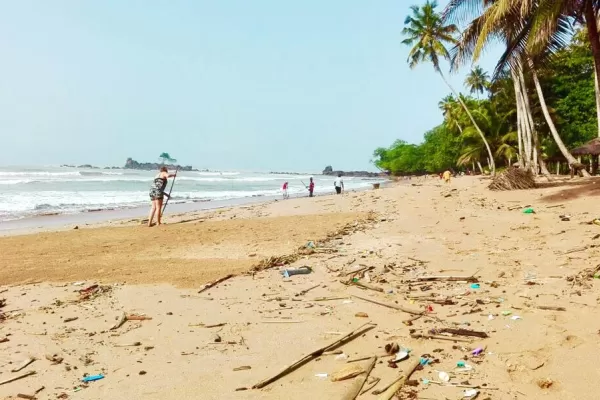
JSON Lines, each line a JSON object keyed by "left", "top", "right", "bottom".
{"left": 438, "top": 371, "right": 450, "bottom": 382}
{"left": 394, "top": 351, "right": 409, "bottom": 362}
{"left": 511, "top": 315, "right": 522, "bottom": 320}
{"left": 464, "top": 389, "right": 479, "bottom": 398}
{"left": 315, "top": 373, "right": 328, "bottom": 378}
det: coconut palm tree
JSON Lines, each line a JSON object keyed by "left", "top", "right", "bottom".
{"left": 403, "top": 0, "right": 496, "bottom": 175}
{"left": 438, "top": 95, "right": 465, "bottom": 133}
{"left": 465, "top": 66, "right": 490, "bottom": 97}
{"left": 444, "top": 0, "right": 588, "bottom": 176}
{"left": 159, "top": 152, "right": 177, "bottom": 165}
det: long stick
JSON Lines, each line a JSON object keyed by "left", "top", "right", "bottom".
{"left": 0, "top": 371, "right": 36, "bottom": 386}
{"left": 252, "top": 322, "right": 376, "bottom": 389}
{"left": 198, "top": 274, "right": 234, "bottom": 294}
{"left": 352, "top": 295, "right": 423, "bottom": 316}
{"left": 162, "top": 167, "right": 179, "bottom": 214}
{"left": 341, "top": 357, "right": 377, "bottom": 400}
{"left": 376, "top": 358, "right": 421, "bottom": 400}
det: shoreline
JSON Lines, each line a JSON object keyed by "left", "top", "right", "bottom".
{"left": 0, "top": 183, "right": 387, "bottom": 236}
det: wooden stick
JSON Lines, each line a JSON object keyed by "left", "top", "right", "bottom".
{"left": 0, "top": 371, "right": 36, "bottom": 386}
{"left": 260, "top": 320, "right": 303, "bottom": 324}
{"left": 296, "top": 284, "right": 320, "bottom": 296}
{"left": 198, "top": 274, "right": 234, "bottom": 294}
{"left": 408, "top": 256, "right": 429, "bottom": 264}
{"left": 376, "top": 358, "right": 421, "bottom": 400}
{"left": 438, "top": 328, "right": 489, "bottom": 338}
{"left": 0, "top": 337, "right": 9, "bottom": 343}
{"left": 11, "top": 357, "right": 35, "bottom": 372}
{"left": 410, "top": 333, "right": 472, "bottom": 343}
{"left": 372, "top": 375, "right": 404, "bottom": 395}
{"left": 345, "top": 280, "right": 384, "bottom": 293}
{"left": 252, "top": 322, "right": 376, "bottom": 389}
{"left": 537, "top": 305, "right": 566, "bottom": 311}
{"left": 111, "top": 312, "right": 127, "bottom": 330}
{"left": 127, "top": 314, "right": 152, "bottom": 321}
{"left": 312, "top": 296, "right": 348, "bottom": 301}
{"left": 413, "top": 275, "right": 478, "bottom": 283}
{"left": 341, "top": 357, "right": 377, "bottom": 400}
{"left": 352, "top": 295, "right": 423, "bottom": 316}
{"left": 360, "top": 377, "right": 381, "bottom": 396}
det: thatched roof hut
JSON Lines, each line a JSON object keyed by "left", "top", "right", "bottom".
{"left": 571, "top": 138, "right": 600, "bottom": 156}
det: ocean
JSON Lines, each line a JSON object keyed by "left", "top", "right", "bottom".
{"left": 0, "top": 166, "right": 384, "bottom": 222}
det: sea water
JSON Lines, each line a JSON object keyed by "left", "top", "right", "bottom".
{"left": 0, "top": 166, "right": 383, "bottom": 222}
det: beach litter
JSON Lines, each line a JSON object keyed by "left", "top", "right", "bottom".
{"left": 464, "top": 388, "right": 479, "bottom": 398}
{"left": 282, "top": 266, "right": 312, "bottom": 278}
{"left": 82, "top": 374, "right": 104, "bottom": 383}
{"left": 438, "top": 371, "right": 450, "bottom": 382}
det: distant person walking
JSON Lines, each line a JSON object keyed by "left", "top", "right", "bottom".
{"left": 282, "top": 181, "right": 289, "bottom": 199}
{"left": 308, "top": 177, "right": 315, "bottom": 197}
{"left": 442, "top": 170, "right": 451, "bottom": 184}
{"left": 334, "top": 174, "right": 344, "bottom": 194}
{"left": 148, "top": 166, "right": 177, "bottom": 227}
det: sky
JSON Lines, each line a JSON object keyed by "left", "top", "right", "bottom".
{"left": 0, "top": 0, "right": 502, "bottom": 172}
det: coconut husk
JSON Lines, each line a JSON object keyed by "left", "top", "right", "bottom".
{"left": 488, "top": 168, "right": 536, "bottom": 191}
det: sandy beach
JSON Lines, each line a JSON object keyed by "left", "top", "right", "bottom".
{"left": 2, "top": 176, "right": 600, "bottom": 400}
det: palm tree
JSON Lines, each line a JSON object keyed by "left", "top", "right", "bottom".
{"left": 444, "top": 0, "right": 588, "bottom": 176}
{"left": 159, "top": 152, "right": 177, "bottom": 165}
{"left": 438, "top": 95, "right": 464, "bottom": 133}
{"left": 402, "top": 0, "right": 496, "bottom": 175}
{"left": 465, "top": 66, "right": 490, "bottom": 97}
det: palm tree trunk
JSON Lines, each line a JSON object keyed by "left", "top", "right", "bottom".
{"left": 438, "top": 70, "right": 496, "bottom": 176}
{"left": 477, "top": 161, "right": 484, "bottom": 174}
{"left": 528, "top": 59, "right": 591, "bottom": 177}
{"left": 512, "top": 68, "right": 530, "bottom": 170}
{"left": 594, "top": 69, "right": 600, "bottom": 135}
{"left": 518, "top": 66, "right": 539, "bottom": 174}
{"left": 584, "top": 0, "right": 600, "bottom": 138}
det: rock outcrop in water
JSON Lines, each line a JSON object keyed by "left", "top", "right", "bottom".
{"left": 124, "top": 158, "right": 195, "bottom": 171}
{"left": 322, "top": 166, "right": 383, "bottom": 178}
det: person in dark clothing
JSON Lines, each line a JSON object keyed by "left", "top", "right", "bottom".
{"left": 308, "top": 177, "right": 315, "bottom": 197}
{"left": 148, "top": 166, "right": 177, "bottom": 227}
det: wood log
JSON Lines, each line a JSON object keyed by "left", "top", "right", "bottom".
{"left": 376, "top": 358, "right": 421, "bottom": 400}
{"left": 11, "top": 357, "right": 35, "bottom": 372}
{"left": 198, "top": 274, "right": 234, "bottom": 294}
{"left": 352, "top": 295, "right": 423, "bottom": 316}
{"left": 341, "top": 357, "right": 377, "bottom": 400}
{"left": 295, "top": 284, "right": 320, "bottom": 296}
{"left": 347, "top": 280, "right": 384, "bottom": 293}
{"left": 252, "top": 322, "right": 376, "bottom": 389}
{"left": 414, "top": 275, "right": 478, "bottom": 283}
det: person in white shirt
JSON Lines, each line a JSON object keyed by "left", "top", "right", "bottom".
{"left": 334, "top": 174, "right": 344, "bottom": 194}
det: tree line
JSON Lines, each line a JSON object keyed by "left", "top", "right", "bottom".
{"left": 373, "top": 0, "right": 600, "bottom": 177}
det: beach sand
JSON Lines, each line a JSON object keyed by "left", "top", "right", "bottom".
{"left": 1, "top": 176, "right": 600, "bottom": 399}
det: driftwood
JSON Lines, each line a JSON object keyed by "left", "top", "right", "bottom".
{"left": 312, "top": 296, "right": 349, "bottom": 301}
{"left": 127, "top": 314, "right": 152, "bottom": 321}
{"left": 407, "top": 257, "right": 429, "bottom": 264}
{"left": 537, "top": 305, "right": 566, "bottom": 311}
{"left": 111, "top": 312, "right": 127, "bottom": 330}
{"left": 341, "top": 357, "right": 377, "bottom": 400}
{"left": 410, "top": 333, "right": 472, "bottom": 343}
{"left": 376, "top": 358, "right": 421, "bottom": 400}
{"left": 295, "top": 284, "right": 320, "bottom": 296}
{"left": 345, "top": 280, "right": 384, "bottom": 293}
{"left": 413, "top": 275, "right": 478, "bottom": 283}
{"left": 252, "top": 322, "right": 376, "bottom": 389}
{"left": 438, "top": 328, "right": 489, "bottom": 338}
{"left": 352, "top": 295, "right": 423, "bottom": 316}
{"left": 330, "top": 364, "right": 365, "bottom": 382}
{"left": 0, "top": 371, "right": 36, "bottom": 386}
{"left": 198, "top": 274, "right": 234, "bottom": 294}
{"left": 344, "top": 266, "right": 373, "bottom": 276}
{"left": 11, "top": 357, "right": 36, "bottom": 372}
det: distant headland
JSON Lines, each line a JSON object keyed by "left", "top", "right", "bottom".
{"left": 321, "top": 165, "right": 384, "bottom": 178}
{"left": 124, "top": 158, "right": 196, "bottom": 171}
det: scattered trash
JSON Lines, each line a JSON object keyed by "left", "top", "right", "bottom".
{"left": 420, "top": 358, "right": 430, "bottom": 366}
{"left": 464, "top": 388, "right": 479, "bottom": 398}
{"left": 438, "top": 371, "right": 450, "bottom": 382}
{"left": 488, "top": 314, "right": 495, "bottom": 320}
{"left": 315, "top": 373, "right": 328, "bottom": 379}
{"left": 510, "top": 316, "right": 522, "bottom": 320}
{"left": 342, "top": 300, "right": 353, "bottom": 304}
{"left": 306, "top": 241, "right": 315, "bottom": 249}
{"left": 233, "top": 366, "right": 251, "bottom": 371}
{"left": 457, "top": 361, "right": 466, "bottom": 368}
{"left": 523, "top": 208, "right": 535, "bottom": 214}
{"left": 422, "top": 378, "right": 430, "bottom": 385}
{"left": 470, "top": 283, "right": 480, "bottom": 289}
{"left": 471, "top": 348, "right": 484, "bottom": 356}
{"left": 385, "top": 343, "right": 400, "bottom": 355}
{"left": 394, "top": 350, "right": 409, "bottom": 362}
{"left": 73, "top": 281, "right": 85, "bottom": 286}
{"left": 81, "top": 374, "right": 104, "bottom": 383}
{"left": 501, "top": 311, "right": 512, "bottom": 316}
{"left": 282, "top": 266, "right": 313, "bottom": 278}
{"left": 334, "top": 353, "right": 348, "bottom": 361}
{"left": 355, "top": 312, "right": 369, "bottom": 318}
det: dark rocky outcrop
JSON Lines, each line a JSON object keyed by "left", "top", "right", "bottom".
{"left": 124, "top": 157, "right": 195, "bottom": 171}
{"left": 322, "top": 166, "right": 384, "bottom": 178}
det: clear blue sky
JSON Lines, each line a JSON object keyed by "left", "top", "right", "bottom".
{"left": 1, "top": 0, "right": 500, "bottom": 172}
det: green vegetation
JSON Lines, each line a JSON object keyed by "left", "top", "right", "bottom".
{"left": 373, "top": 1, "right": 599, "bottom": 176}
{"left": 159, "top": 152, "right": 177, "bottom": 165}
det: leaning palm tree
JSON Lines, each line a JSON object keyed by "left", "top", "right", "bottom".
{"left": 403, "top": 0, "right": 495, "bottom": 175}
{"left": 465, "top": 66, "right": 490, "bottom": 97}
{"left": 438, "top": 95, "right": 465, "bottom": 133}
{"left": 444, "top": 0, "right": 587, "bottom": 176}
